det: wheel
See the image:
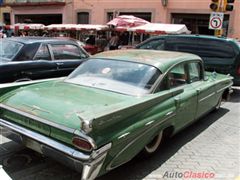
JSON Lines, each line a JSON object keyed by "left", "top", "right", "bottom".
{"left": 143, "top": 131, "right": 163, "bottom": 155}
{"left": 215, "top": 95, "right": 222, "bottom": 111}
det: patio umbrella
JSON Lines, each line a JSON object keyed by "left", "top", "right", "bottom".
{"left": 107, "top": 15, "right": 150, "bottom": 27}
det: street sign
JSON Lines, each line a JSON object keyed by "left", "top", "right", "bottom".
{"left": 209, "top": 12, "right": 224, "bottom": 30}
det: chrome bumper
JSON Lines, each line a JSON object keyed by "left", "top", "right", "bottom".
{"left": 0, "top": 118, "right": 111, "bottom": 180}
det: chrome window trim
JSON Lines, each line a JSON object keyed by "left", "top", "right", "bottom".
{"left": 33, "top": 43, "right": 52, "bottom": 61}
{"left": 152, "top": 59, "right": 203, "bottom": 93}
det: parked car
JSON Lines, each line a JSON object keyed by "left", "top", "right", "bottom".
{"left": 0, "top": 37, "right": 89, "bottom": 83}
{"left": 76, "top": 40, "right": 99, "bottom": 55}
{"left": 136, "top": 35, "right": 240, "bottom": 86}
{"left": 0, "top": 50, "right": 233, "bottom": 179}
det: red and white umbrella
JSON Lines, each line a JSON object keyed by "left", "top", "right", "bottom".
{"left": 107, "top": 15, "right": 150, "bottom": 28}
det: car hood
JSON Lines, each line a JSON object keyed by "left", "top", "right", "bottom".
{"left": 0, "top": 80, "right": 131, "bottom": 130}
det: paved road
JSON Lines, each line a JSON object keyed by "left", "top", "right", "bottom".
{"left": 0, "top": 88, "right": 239, "bottom": 180}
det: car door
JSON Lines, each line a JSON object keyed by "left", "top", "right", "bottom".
{"left": 189, "top": 62, "right": 217, "bottom": 119}
{"left": 157, "top": 62, "right": 198, "bottom": 131}
{"left": 28, "top": 43, "right": 58, "bottom": 80}
{"left": 48, "top": 43, "right": 88, "bottom": 77}
{"left": 9, "top": 43, "right": 57, "bottom": 82}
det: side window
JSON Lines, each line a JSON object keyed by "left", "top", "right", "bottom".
{"left": 169, "top": 63, "right": 187, "bottom": 88}
{"left": 197, "top": 39, "right": 235, "bottom": 58}
{"left": 165, "top": 38, "right": 199, "bottom": 53}
{"left": 155, "top": 63, "right": 187, "bottom": 92}
{"left": 188, "top": 62, "right": 201, "bottom": 83}
{"left": 138, "top": 39, "right": 165, "bottom": 50}
{"left": 34, "top": 44, "right": 51, "bottom": 60}
{"left": 50, "top": 44, "right": 83, "bottom": 60}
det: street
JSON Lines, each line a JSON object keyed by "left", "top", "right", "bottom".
{"left": 0, "top": 88, "right": 239, "bottom": 180}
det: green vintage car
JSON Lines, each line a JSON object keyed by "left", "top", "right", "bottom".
{"left": 0, "top": 50, "right": 233, "bottom": 179}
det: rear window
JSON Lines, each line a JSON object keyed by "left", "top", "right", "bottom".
{"left": 165, "top": 38, "right": 236, "bottom": 58}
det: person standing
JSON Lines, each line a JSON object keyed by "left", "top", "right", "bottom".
{"left": 109, "top": 32, "right": 119, "bottom": 50}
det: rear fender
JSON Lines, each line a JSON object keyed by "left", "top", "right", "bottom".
{"left": 90, "top": 89, "right": 183, "bottom": 137}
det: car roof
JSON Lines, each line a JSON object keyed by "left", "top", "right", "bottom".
{"left": 93, "top": 49, "right": 201, "bottom": 73}
{"left": 4, "top": 37, "right": 77, "bottom": 44}
{"left": 147, "top": 34, "right": 236, "bottom": 42}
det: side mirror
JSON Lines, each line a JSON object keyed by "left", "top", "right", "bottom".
{"left": 204, "top": 76, "right": 209, "bottom": 81}
{"left": 211, "top": 71, "right": 217, "bottom": 79}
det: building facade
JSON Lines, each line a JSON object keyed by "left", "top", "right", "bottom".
{"left": 3, "top": 0, "right": 240, "bottom": 38}
{"left": 0, "top": 6, "right": 11, "bottom": 25}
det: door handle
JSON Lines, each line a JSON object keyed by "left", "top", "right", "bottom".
{"left": 174, "top": 97, "right": 181, "bottom": 108}
{"left": 56, "top": 62, "right": 64, "bottom": 66}
{"left": 197, "top": 88, "right": 201, "bottom": 94}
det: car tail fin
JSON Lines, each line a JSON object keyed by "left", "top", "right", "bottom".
{"left": 87, "top": 89, "right": 183, "bottom": 135}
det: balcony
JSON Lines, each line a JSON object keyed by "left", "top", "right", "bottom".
{"left": 3, "top": 0, "right": 66, "bottom": 6}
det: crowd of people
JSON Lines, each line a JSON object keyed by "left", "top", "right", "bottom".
{"left": 87, "top": 31, "right": 130, "bottom": 52}
{"left": 0, "top": 25, "right": 136, "bottom": 54}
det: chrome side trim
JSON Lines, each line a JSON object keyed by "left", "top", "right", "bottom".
{"left": 165, "top": 111, "right": 173, "bottom": 116}
{"left": 199, "top": 92, "right": 215, "bottom": 102}
{"left": 217, "top": 86, "right": 229, "bottom": 94}
{"left": 145, "top": 120, "right": 154, "bottom": 126}
{"left": 118, "top": 132, "right": 130, "bottom": 139}
{"left": 106, "top": 112, "right": 176, "bottom": 171}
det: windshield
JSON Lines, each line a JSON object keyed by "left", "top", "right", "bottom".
{"left": 65, "top": 59, "right": 161, "bottom": 96}
{"left": 0, "top": 40, "right": 23, "bottom": 62}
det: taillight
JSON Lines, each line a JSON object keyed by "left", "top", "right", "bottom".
{"left": 237, "top": 65, "right": 240, "bottom": 76}
{"left": 72, "top": 137, "right": 93, "bottom": 152}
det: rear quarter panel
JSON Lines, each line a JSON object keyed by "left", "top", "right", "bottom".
{"left": 91, "top": 90, "right": 181, "bottom": 173}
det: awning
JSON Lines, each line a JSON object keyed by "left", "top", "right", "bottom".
{"left": 44, "top": 24, "right": 109, "bottom": 31}
{"left": 4, "top": 23, "right": 45, "bottom": 30}
{"left": 116, "top": 23, "right": 191, "bottom": 35}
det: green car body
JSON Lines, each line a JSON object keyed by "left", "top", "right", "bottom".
{"left": 0, "top": 50, "right": 233, "bottom": 180}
